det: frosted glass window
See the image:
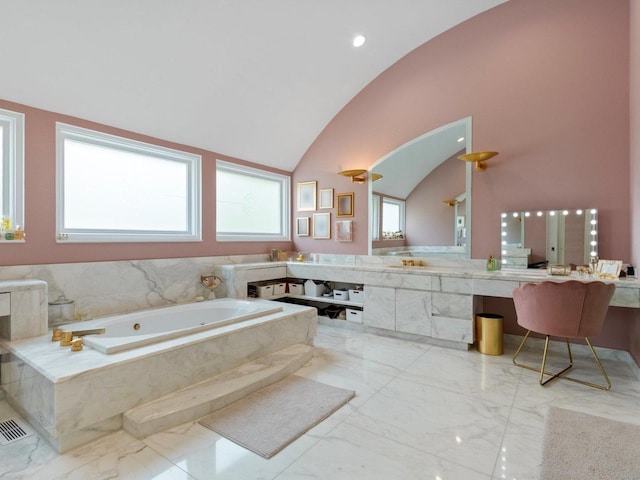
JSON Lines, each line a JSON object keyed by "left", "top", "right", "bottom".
{"left": 56, "top": 123, "right": 201, "bottom": 242}
{"left": 216, "top": 160, "right": 290, "bottom": 242}
{"left": 0, "top": 109, "right": 25, "bottom": 233}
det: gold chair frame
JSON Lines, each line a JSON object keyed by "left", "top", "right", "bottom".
{"left": 512, "top": 331, "right": 611, "bottom": 390}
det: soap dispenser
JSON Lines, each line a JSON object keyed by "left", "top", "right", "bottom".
{"left": 486, "top": 254, "right": 498, "bottom": 272}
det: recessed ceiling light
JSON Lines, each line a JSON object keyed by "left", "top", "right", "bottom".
{"left": 353, "top": 35, "right": 366, "bottom": 47}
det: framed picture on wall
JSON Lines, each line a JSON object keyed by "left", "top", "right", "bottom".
{"left": 336, "top": 192, "right": 354, "bottom": 217}
{"left": 336, "top": 220, "right": 352, "bottom": 242}
{"left": 313, "top": 213, "right": 331, "bottom": 239}
{"left": 319, "top": 188, "right": 334, "bottom": 209}
{"left": 296, "top": 217, "right": 309, "bottom": 236}
{"left": 297, "top": 181, "right": 316, "bottom": 211}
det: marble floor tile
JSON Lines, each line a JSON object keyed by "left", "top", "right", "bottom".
{"left": 1, "top": 324, "right": 639, "bottom": 480}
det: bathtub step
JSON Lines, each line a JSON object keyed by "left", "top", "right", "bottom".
{"left": 123, "top": 343, "right": 314, "bottom": 438}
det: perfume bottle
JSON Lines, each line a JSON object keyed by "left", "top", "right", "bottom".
{"left": 487, "top": 254, "right": 498, "bottom": 271}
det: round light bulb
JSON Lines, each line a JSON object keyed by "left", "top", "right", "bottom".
{"left": 353, "top": 35, "right": 366, "bottom": 47}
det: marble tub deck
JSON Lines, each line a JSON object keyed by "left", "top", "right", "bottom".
{"left": 0, "top": 300, "right": 317, "bottom": 453}
{"left": 1, "top": 324, "right": 639, "bottom": 480}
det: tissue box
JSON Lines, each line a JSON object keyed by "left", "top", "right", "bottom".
{"left": 288, "top": 283, "right": 304, "bottom": 295}
{"left": 304, "top": 279, "right": 324, "bottom": 297}
{"left": 333, "top": 289, "right": 349, "bottom": 300}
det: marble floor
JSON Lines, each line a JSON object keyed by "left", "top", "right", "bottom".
{"left": 1, "top": 324, "right": 639, "bottom": 480}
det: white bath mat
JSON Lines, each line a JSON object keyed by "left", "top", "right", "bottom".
{"left": 198, "top": 375, "right": 355, "bottom": 458}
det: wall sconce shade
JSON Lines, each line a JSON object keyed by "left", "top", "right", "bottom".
{"left": 442, "top": 199, "right": 458, "bottom": 207}
{"left": 457, "top": 151, "right": 499, "bottom": 171}
{"left": 338, "top": 169, "right": 382, "bottom": 183}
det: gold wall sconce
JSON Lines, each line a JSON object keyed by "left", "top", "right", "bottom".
{"left": 457, "top": 151, "right": 499, "bottom": 171}
{"left": 442, "top": 199, "right": 458, "bottom": 207}
{"left": 338, "top": 169, "right": 383, "bottom": 183}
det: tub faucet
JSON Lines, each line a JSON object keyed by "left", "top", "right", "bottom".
{"left": 200, "top": 274, "right": 222, "bottom": 289}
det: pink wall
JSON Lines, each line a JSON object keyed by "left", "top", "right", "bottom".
{"left": 293, "top": 0, "right": 630, "bottom": 263}
{"left": 0, "top": 99, "right": 294, "bottom": 265}
{"left": 630, "top": 0, "right": 640, "bottom": 363}
{"left": 292, "top": 0, "right": 632, "bottom": 351}
{"left": 405, "top": 154, "right": 465, "bottom": 246}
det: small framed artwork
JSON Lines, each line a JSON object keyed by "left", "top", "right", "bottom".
{"left": 296, "top": 217, "right": 309, "bottom": 237}
{"left": 336, "top": 220, "right": 352, "bottom": 242}
{"left": 319, "top": 188, "right": 334, "bottom": 209}
{"left": 313, "top": 213, "right": 331, "bottom": 239}
{"left": 336, "top": 192, "right": 354, "bottom": 217}
{"left": 597, "top": 259, "right": 622, "bottom": 279}
{"left": 297, "top": 181, "right": 316, "bottom": 211}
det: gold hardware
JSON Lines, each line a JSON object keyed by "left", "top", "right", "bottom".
{"left": 60, "top": 331, "right": 73, "bottom": 346}
{"left": 70, "top": 339, "right": 83, "bottom": 351}
{"left": 58, "top": 328, "right": 105, "bottom": 347}
{"left": 52, "top": 328, "right": 63, "bottom": 341}
{"left": 200, "top": 274, "right": 222, "bottom": 289}
{"left": 457, "top": 151, "right": 499, "bottom": 171}
{"left": 134, "top": 323, "right": 141, "bottom": 330}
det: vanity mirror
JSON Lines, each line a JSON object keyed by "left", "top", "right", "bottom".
{"left": 368, "top": 117, "right": 472, "bottom": 258}
{"left": 500, "top": 209, "right": 598, "bottom": 269}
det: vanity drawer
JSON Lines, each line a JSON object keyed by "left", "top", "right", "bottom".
{"left": 0, "top": 293, "right": 10, "bottom": 316}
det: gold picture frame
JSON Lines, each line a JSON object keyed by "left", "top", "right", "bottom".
{"left": 297, "top": 181, "right": 316, "bottom": 211}
{"left": 596, "top": 259, "right": 622, "bottom": 279}
{"left": 336, "top": 192, "right": 354, "bottom": 217}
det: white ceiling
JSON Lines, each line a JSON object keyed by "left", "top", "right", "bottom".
{"left": 0, "top": 1, "right": 506, "bottom": 171}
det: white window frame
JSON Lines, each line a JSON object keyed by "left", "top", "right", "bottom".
{"left": 371, "top": 194, "right": 380, "bottom": 240}
{"left": 56, "top": 123, "right": 201, "bottom": 243}
{"left": 0, "top": 108, "right": 25, "bottom": 233}
{"left": 216, "top": 160, "right": 290, "bottom": 242}
{"left": 382, "top": 197, "right": 405, "bottom": 237}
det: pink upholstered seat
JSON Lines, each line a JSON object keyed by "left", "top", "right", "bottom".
{"left": 512, "top": 280, "right": 615, "bottom": 390}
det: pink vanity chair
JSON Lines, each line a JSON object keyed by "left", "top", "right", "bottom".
{"left": 512, "top": 280, "right": 615, "bottom": 390}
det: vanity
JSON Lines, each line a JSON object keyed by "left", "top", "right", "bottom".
{"left": 217, "top": 257, "right": 640, "bottom": 350}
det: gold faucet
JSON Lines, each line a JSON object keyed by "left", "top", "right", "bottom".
{"left": 52, "top": 327, "right": 105, "bottom": 349}
{"left": 200, "top": 274, "right": 222, "bottom": 289}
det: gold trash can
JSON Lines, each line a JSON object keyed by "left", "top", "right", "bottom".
{"left": 476, "top": 313, "right": 504, "bottom": 355}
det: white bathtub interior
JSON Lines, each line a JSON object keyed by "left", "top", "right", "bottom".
{"left": 71, "top": 298, "right": 283, "bottom": 354}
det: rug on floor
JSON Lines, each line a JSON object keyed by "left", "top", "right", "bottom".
{"left": 198, "top": 375, "right": 355, "bottom": 458}
{"left": 541, "top": 406, "right": 640, "bottom": 480}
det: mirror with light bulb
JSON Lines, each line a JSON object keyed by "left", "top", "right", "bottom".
{"left": 500, "top": 209, "right": 598, "bottom": 269}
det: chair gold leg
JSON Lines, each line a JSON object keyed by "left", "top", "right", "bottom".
{"left": 558, "top": 338, "right": 611, "bottom": 390}
{"left": 513, "top": 332, "right": 611, "bottom": 390}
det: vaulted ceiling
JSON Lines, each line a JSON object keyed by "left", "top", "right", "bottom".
{"left": 0, "top": 1, "right": 507, "bottom": 171}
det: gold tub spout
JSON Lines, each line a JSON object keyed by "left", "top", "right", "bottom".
{"left": 70, "top": 328, "right": 106, "bottom": 337}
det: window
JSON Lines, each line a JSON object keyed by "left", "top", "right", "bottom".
{"left": 0, "top": 108, "right": 25, "bottom": 234}
{"left": 382, "top": 197, "right": 405, "bottom": 239}
{"left": 216, "top": 160, "right": 290, "bottom": 242}
{"left": 56, "top": 123, "right": 201, "bottom": 242}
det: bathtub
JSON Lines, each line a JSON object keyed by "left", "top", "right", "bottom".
{"left": 64, "top": 298, "right": 283, "bottom": 354}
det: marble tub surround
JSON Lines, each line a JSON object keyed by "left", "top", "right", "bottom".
{"left": 0, "top": 279, "right": 47, "bottom": 340}
{"left": 0, "top": 300, "right": 317, "bottom": 452}
{"left": 0, "top": 254, "right": 271, "bottom": 323}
